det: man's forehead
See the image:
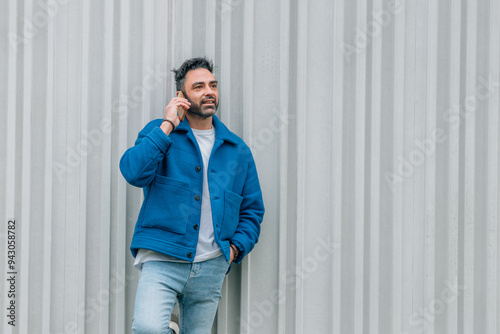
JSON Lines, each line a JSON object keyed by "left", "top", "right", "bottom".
{"left": 185, "top": 68, "right": 216, "bottom": 84}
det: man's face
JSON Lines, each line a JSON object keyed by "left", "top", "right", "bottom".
{"left": 182, "top": 68, "right": 219, "bottom": 119}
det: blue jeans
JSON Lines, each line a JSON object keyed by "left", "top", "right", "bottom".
{"left": 132, "top": 255, "right": 230, "bottom": 334}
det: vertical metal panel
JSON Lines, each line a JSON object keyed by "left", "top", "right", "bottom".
{"left": 79, "top": 2, "right": 90, "bottom": 333}
{"left": 463, "top": 1, "right": 477, "bottom": 333}
{"left": 391, "top": 1, "right": 405, "bottom": 332}
{"left": 2, "top": 1, "right": 17, "bottom": 334}
{"left": 51, "top": 0, "right": 68, "bottom": 331}
{"left": 277, "top": 0, "right": 290, "bottom": 333}
{"left": 102, "top": 0, "right": 118, "bottom": 330}
{"left": 353, "top": 1, "right": 367, "bottom": 332}
{"left": 424, "top": 1, "right": 438, "bottom": 334}
{"left": 367, "top": 0, "right": 380, "bottom": 332}
{"left": 486, "top": 2, "right": 499, "bottom": 333}
{"left": 116, "top": 0, "right": 132, "bottom": 331}
{"left": 401, "top": 0, "right": 415, "bottom": 331}
{"left": 444, "top": 0, "right": 462, "bottom": 333}
{"left": 1, "top": 1, "right": 500, "bottom": 334}
{"left": 20, "top": 1, "right": 32, "bottom": 333}
{"left": 42, "top": 0, "right": 55, "bottom": 332}
{"left": 237, "top": 0, "right": 254, "bottom": 333}
{"left": 294, "top": 0, "right": 307, "bottom": 332}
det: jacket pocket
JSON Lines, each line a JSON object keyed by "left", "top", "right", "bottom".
{"left": 140, "top": 175, "right": 190, "bottom": 234}
{"left": 220, "top": 190, "right": 243, "bottom": 240}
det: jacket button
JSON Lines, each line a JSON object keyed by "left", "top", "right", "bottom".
{"left": 195, "top": 166, "right": 201, "bottom": 172}
{"left": 193, "top": 224, "right": 199, "bottom": 230}
{"left": 187, "top": 252, "right": 192, "bottom": 258}
{"left": 194, "top": 195, "right": 200, "bottom": 201}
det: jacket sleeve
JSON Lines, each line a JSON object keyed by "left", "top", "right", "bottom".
{"left": 230, "top": 149, "right": 265, "bottom": 263}
{"left": 120, "top": 123, "right": 173, "bottom": 188}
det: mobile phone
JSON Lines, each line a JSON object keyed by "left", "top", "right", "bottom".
{"left": 177, "top": 91, "right": 187, "bottom": 121}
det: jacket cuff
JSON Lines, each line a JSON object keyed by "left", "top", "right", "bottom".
{"left": 229, "top": 239, "right": 246, "bottom": 264}
{"left": 147, "top": 126, "right": 173, "bottom": 153}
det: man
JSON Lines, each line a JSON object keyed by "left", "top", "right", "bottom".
{"left": 120, "top": 57, "right": 265, "bottom": 333}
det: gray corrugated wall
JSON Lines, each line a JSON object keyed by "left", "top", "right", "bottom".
{"left": 1, "top": 0, "right": 499, "bottom": 333}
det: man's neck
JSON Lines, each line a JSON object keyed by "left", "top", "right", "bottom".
{"left": 186, "top": 114, "right": 213, "bottom": 130}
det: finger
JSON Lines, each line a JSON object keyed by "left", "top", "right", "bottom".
{"left": 169, "top": 100, "right": 190, "bottom": 110}
{"left": 173, "top": 96, "right": 190, "bottom": 102}
{"left": 168, "top": 97, "right": 190, "bottom": 106}
{"left": 176, "top": 99, "right": 191, "bottom": 107}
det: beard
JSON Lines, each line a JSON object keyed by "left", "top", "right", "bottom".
{"left": 184, "top": 92, "right": 219, "bottom": 119}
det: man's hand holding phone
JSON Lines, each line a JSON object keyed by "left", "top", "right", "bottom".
{"left": 161, "top": 91, "right": 190, "bottom": 135}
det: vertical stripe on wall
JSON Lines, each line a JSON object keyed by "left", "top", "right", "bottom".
{"left": 486, "top": 1, "right": 500, "bottom": 333}
{"left": 1, "top": 1, "right": 499, "bottom": 333}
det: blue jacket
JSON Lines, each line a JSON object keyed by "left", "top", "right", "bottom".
{"left": 120, "top": 115, "right": 265, "bottom": 263}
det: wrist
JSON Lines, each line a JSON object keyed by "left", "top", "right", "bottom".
{"left": 230, "top": 244, "right": 240, "bottom": 260}
{"left": 161, "top": 118, "right": 175, "bottom": 134}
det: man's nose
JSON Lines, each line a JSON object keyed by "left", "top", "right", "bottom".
{"left": 203, "top": 90, "right": 216, "bottom": 98}
{"left": 205, "top": 86, "right": 217, "bottom": 96}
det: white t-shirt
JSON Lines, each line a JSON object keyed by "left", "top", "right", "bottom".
{"left": 134, "top": 126, "right": 221, "bottom": 270}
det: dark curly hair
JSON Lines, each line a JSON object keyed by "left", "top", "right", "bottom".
{"left": 172, "top": 57, "right": 215, "bottom": 92}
